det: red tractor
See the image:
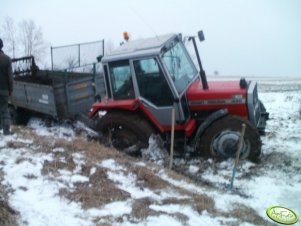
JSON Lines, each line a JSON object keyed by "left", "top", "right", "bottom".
{"left": 89, "top": 31, "right": 269, "bottom": 161}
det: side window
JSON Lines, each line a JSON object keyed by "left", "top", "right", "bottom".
{"left": 109, "top": 60, "right": 134, "bottom": 100}
{"left": 134, "top": 58, "right": 173, "bottom": 106}
{"left": 103, "top": 65, "right": 112, "bottom": 98}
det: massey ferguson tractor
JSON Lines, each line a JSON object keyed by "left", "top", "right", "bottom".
{"left": 89, "top": 31, "right": 269, "bottom": 161}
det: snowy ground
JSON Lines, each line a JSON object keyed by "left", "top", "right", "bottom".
{"left": 0, "top": 79, "right": 300, "bottom": 226}
{"left": 173, "top": 81, "right": 301, "bottom": 222}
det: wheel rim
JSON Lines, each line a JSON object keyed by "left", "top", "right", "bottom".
{"left": 211, "top": 130, "right": 251, "bottom": 159}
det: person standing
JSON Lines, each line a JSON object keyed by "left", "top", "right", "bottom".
{"left": 0, "top": 38, "right": 14, "bottom": 135}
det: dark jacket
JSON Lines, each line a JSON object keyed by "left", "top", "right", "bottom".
{"left": 0, "top": 50, "right": 13, "bottom": 96}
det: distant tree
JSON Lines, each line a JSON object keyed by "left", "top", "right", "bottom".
{"left": 1, "top": 17, "right": 18, "bottom": 58}
{"left": 1, "top": 18, "right": 47, "bottom": 64}
{"left": 214, "top": 70, "right": 219, "bottom": 76}
{"left": 65, "top": 56, "right": 78, "bottom": 71}
{"left": 19, "top": 19, "right": 47, "bottom": 63}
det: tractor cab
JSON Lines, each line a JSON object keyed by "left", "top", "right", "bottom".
{"left": 99, "top": 33, "right": 196, "bottom": 127}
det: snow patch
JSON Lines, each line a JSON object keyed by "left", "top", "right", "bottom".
{"left": 100, "top": 159, "right": 125, "bottom": 171}
{"left": 28, "top": 118, "right": 75, "bottom": 140}
{"left": 150, "top": 205, "right": 235, "bottom": 226}
{"left": 189, "top": 165, "right": 200, "bottom": 174}
{"left": 0, "top": 149, "right": 92, "bottom": 226}
{"left": 141, "top": 134, "right": 169, "bottom": 166}
{"left": 52, "top": 147, "right": 64, "bottom": 153}
{"left": 89, "top": 201, "right": 132, "bottom": 218}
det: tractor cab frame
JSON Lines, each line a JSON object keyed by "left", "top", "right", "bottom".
{"left": 100, "top": 33, "right": 195, "bottom": 127}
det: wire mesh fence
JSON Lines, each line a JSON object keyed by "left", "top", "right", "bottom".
{"left": 51, "top": 40, "right": 104, "bottom": 71}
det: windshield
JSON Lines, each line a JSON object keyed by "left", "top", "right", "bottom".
{"left": 162, "top": 41, "right": 198, "bottom": 94}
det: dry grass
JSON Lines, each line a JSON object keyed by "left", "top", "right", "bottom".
{"left": 217, "top": 203, "right": 277, "bottom": 226}
{"left": 161, "top": 193, "right": 215, "bottom": 215}
{"left": 5, "top": 125, "right": 273, "bottom": 225}
{"left": 131, "top": 197, "right": 158, "bottom": 220}
{"left": 131, "top": 198, "right": 190, "bottom": 224}
{"left": 41, "top": 155, "right": 76, "bottom": 176}
{"left": 60, "top": 168, "right": 131, "bottom": 209}
{"left": 0, "top": 171, "right": 18, "bottom": 226}
{"left": 0, "top": 201, "right": 18, "bottom": 226}
{"left": 130, "top": 165, "right": 170, "bottom": 190}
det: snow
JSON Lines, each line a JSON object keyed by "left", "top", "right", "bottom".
{"left": 27, "top": 117, "right": 75, "bottom": 140}
{"left": 0, "top": 79, "right": 300, "bottom": 226}
{"left": 152, "top": 85, "right": 301, "bottom": 223}
{"left": 168, "top": 88, "right": 301, "bottom": 220}
{"left": 100, "top": 158, "right": 124, "bottom": 171}
{"left": 138, "top": 215, "right": 183, "bottom": 226}
{"left": 89, "top": 167, "right": 97, "bottom": 176}
{"left": 141, "top": 134, "right": 169, "bottom": 166}
{"left": 101, "top": 159, "right": 184, "bottom": 201}
{"left": 89, "top": 201, "right": 132, "bottom": 217}
{"left": 0, "top": 148, "right": 91, "bottom": 226}
{"left": 149, "top": 205, "right": 235, "bottom": 226}
{"left": 188, "top": 165, "right": 200, "bottom": 174}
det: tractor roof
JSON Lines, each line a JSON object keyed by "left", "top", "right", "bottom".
{"left": 102, "top": 33, "right": 179, "bottom": 63}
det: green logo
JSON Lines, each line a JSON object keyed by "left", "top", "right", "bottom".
{"left": 267, "top": 206, "right": 299, "bottom": 225}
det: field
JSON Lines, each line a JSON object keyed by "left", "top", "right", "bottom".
{"left": 0, "top": 78, "right": 300, "bottom": 226}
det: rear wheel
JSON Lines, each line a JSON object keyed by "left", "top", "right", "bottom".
{"left": 9, "top": 106, "right": 30, "bottom": 125}
{"left": 198, "top": 116, "right": 261, "bottom": 162}
{"left": 95, "top": 111, "right": 155, "bottom": 155}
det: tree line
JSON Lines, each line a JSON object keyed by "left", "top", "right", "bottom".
{"left": 1, "top": 17, "right": 119, "bottom": 71}
{"left": 0, "top": 17, "right": 47, "bottom": 65}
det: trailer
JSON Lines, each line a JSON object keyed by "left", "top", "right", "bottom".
{"left": 9, "top": 56, "right": 105, "bottom": 126}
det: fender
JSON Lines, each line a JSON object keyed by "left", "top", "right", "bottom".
{"left": 88, "top": 99, "right": 139, "bottom": 118}
{"left": 191, "top": 108, "right": 229, "bottom": 149}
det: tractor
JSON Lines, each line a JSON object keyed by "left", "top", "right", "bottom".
{"left": 89, "top": 31, "right": 269, "bottom": 161}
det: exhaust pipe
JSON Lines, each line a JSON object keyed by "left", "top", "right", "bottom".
{"left": 189, "top": 30, "right": 209, "bottom": 90}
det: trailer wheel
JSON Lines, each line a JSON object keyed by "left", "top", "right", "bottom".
{"left": 95, "top": 111, "right": 155, "bottom": 155}
{"left": 9, "top": 107, "right": 30, "bottom": 125}
{"left": 198, "top": 116, "right": 261, "bottom": 162}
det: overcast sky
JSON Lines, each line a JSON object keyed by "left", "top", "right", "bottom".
{"left": 1, "top": 0, "right": 300, "bottom": 77}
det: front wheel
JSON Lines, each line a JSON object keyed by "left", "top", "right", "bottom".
{"left": 198, "top": 116, "right": 261, "bottom": 162}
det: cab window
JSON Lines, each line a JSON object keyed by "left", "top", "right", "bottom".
{"left": 109, "top": 60, "right": 134, "bottom": 100}
{"left": 134, "top": 58, "right": 173, "bottom": 106}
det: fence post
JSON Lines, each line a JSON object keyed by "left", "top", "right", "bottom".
{"left": 51, "top": 46, "right": 54, "bottom": 71}
{"left": 229, "top": 123, "right": 246, "bottom": 191}
{"left": 78, "top": 44, "right": 81, "bottom": 67}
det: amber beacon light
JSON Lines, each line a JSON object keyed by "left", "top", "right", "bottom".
{"left": 123, "top": 32, "right": 130, "bottom": 41}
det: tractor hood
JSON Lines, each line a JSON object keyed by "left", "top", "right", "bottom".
{"left": 186, "top": 79, "right": 249, "bottom": 116}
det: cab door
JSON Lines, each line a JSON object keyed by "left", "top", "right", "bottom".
{"left": 132, "top": 57, "right": 181, "bottom": 126}
{"left": 108, "top": 60, "right": 135, "bottom": 100}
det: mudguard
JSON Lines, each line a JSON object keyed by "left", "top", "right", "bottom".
{"left": 89, "top": 99, "right": 139, "bottom": 118}
{"left": 191, "top": 108, "right": 229, "bottom": 149}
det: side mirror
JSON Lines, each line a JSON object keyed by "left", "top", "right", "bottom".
{"left": 96, "top": 55, "right": 103, "bottom": 62}
{"left": 198, "top": 30, "right": 205, "bottom": 42}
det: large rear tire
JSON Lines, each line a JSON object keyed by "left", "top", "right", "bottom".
{"left": 198, "top": 116, "right": 261, "bottom": 162}
{"left": 95, "top": 111, "right": 155, "bottom": 155}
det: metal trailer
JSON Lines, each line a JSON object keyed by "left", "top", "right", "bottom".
{"left": 9, "top": 56, "right": 105, "bottom": 126}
